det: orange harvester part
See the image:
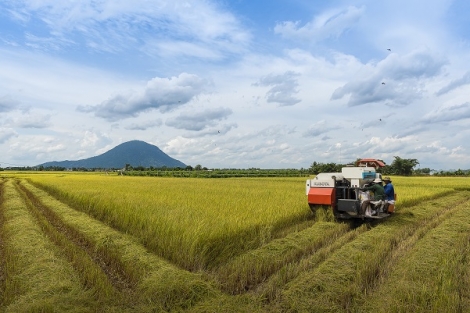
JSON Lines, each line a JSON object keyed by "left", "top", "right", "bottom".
{"left": 308, "top": 187, "right": 335, "bottom": 206}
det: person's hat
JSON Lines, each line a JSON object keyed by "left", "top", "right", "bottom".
{"left": 373, "top": 178, "right": 382, "bottom": 183}
{"left": 383, "top": 176, "right": 391, "bottom": 182}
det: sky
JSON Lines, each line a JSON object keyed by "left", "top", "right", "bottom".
{"left": 1, "top": 0, "right": 470, "bottom": 170}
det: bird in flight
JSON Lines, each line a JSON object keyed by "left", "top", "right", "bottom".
{"left": 387, "top": 48, "right": 391, "bottom": 51}
{"left": 381, "top": 82, "right": 386, "bottom": 85}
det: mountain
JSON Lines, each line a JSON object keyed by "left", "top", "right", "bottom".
{"left": 38, "top": 140, "right": 186, "bottom": 169}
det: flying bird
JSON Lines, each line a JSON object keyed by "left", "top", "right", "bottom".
{"left": 387, "top": 48, "right": 391, "bottom": 51}
{"left": 381, "top": 82, "right": 386, "bottom": 85}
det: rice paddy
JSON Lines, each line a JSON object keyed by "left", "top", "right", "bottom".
{"left": 0, "top": 172, "right": 469, "bottom": 312}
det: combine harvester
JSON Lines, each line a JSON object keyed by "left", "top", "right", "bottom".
{"left": 306, "top": 159, "right": 395, "bottom": 220}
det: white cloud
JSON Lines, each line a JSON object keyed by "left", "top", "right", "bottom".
{"left": 166, "top": 107, "right": 232, "bottom": 131}
{"left": 0, "top": 128, "right": 18, "bottom": 144}
{"left": 303, "top": 120, "right": 337, "bottom": 137}
{"left": 422, "top": 102, "right": 470, "bottom": 123}
{"left": 10, "top": 112, "right": 52, "bottom": 128}
{"left": 78, "top": 73, "right": 209, "bottom": 121}
{"left": 274, "top": 6, "right": 364, "bottom": 42}
{"left": 436, "top": 71, "right": 470, "bottom": 96}
{"left": 125, "top": 120, "right": 163, "bottom": 131}
{"left": 0, "top": 95, "right": 19, "bottom": 112}
{"left": 331, "top": 48, "right": 447, "bottom": 106}
{"left": 5, "top": 0, "right": 251, "bottom": 58}
{"left": 254, "top": 71, "right": 301, "bottom": 106}
{"left": 79, "top": 130, "right": 112, "bottom": 149}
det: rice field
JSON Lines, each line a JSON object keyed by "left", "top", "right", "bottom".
{"left": 0, "top": 172, "right": 469, "bottom": 312}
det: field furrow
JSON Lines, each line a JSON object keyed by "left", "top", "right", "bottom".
{"left": 0, "top": 179, "right": 6, "bottom": 307}
{"left": 15, "top": 180, "right": 134, "bottom": 294}
{"left": 214, "top": 220, "right": 363, "bottom": 295}
{"left": 254, "top": 222, "right": 368, "bottom": 302}
{"left": 15, "top": 178, "right": 220, "bottom": 312}
{"left": 269, "top": 191, "right": 470, "bottom": 313}
{"left": 359, "top": 193, "right": 470, "bottom": 312}
{"left": 1, "top": 179, "right": 103, "bottom": 312}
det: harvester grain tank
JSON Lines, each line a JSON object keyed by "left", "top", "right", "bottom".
{"left": 306, "top": 159, "right": 392, "bottom": 219}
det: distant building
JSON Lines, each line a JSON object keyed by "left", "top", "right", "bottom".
{"left": 356, "top": 158, "right": 385, "bottom": 169}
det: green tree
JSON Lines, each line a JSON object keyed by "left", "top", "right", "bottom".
{"left": 390, "top": 156, "right": 419, "bottom": 176}
{"left": 194, "top": 164, "right": 202, "bottom": 171}
{"left": 309, "top": 161, "right": 342, "bottom": 174}
{"left": 414, "top": 167, "right": 431, "bottom": 175}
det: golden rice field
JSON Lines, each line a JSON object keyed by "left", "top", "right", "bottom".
{"left": 0, "top": 172, "right": 469, "bottom": 312}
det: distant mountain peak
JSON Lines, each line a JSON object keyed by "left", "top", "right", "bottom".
{"left": 38, "top": 140, "right": 186, "bottom": 169}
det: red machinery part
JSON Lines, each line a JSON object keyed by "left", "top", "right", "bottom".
{"left": 307, "top": 187, "right": 335, "bottom": 206}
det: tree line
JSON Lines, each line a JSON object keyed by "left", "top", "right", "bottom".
{"left": 2, "top": 156, "right": 467, "bottom": 177}
{"left": 309, "top": 156, "right": 469, "bottom": 176}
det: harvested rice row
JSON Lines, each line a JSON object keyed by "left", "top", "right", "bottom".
{"left": 16, "top": 180, "right": 134, "bottom": 294}
{"left": 0, "top": 179, "right": 6, "bottom": 307}
{"left": 18, "top": 179, "right": 220, "bottom": 312}
{"left": 275, "top": 191, "right": 470, "bottom": 313}
{"left": 14, "top": 179, "right": 120, "bottom": 302}
{"left": 1, "top": 179, "right": 101, "bottom": 312}
{"left": 359, "top": 193, "right": 470, "bottom": 312}
{"left": 214, "top": 221, "right": 353, "bottom": 294}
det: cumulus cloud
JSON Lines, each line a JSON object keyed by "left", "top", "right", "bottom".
{"left": 394, "top": 125, "right": 429, "bottom": 138}
{"left": 421, "top": 102, "right": 470, "bottom": 123}
{"left": 274, "top": 6, "right": 364, "bottom": 42}
{"left": 77, "top": 73, "right": 208, "bottom": 121}
{"left": 353, "top": 135, "right": 413, "bottom": 155}
{"left": 436, "top": 71, "right": 470, "bottom": 96}
{"left": 165, "top": 107, "right": 232, "bottom": 131}
{"left": 331, "top": 48, "right": 447, "bottom": 106}
{"left": 78, "top": 130, "right": 113, "bottom": 151}
{"left": 7, "top": 137, "right": 67, "bottom": 165}
{"left": 125, "top": 119, "right": 163, "bottom": 130}
{"left": 0, "top": 128, "right": 18, "bottom": 143}
{"left": 13, "top": 113, "right": 52, "bottom": 128}
{"left": 254, "top": 71, "right": 301, "bottom": 106}
{"left": 182, "top": 123, "right": 238, "bottom": 138}
{"left": 302, "top": 120, "right": 337, "bottom": 137}
{"left": 0, "top": 95, "right": 19, "bottom": 112}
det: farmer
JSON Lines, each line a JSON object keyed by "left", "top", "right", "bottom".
{"left": 383, "top": 176, "right": 395, "bottom": 212}
{"left": 361, "top": 178, "right": 385, "bottom": 201}
{"left": 361, "top": 178, "right": 385, "bottom": 215}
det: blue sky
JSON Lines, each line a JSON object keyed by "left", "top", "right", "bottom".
{"left": 1, "top": 0, "right": 470, "bottom": 170}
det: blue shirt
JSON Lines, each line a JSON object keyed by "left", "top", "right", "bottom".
{"left": 384, "top": 183, "right": 395, "bottom": 201}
